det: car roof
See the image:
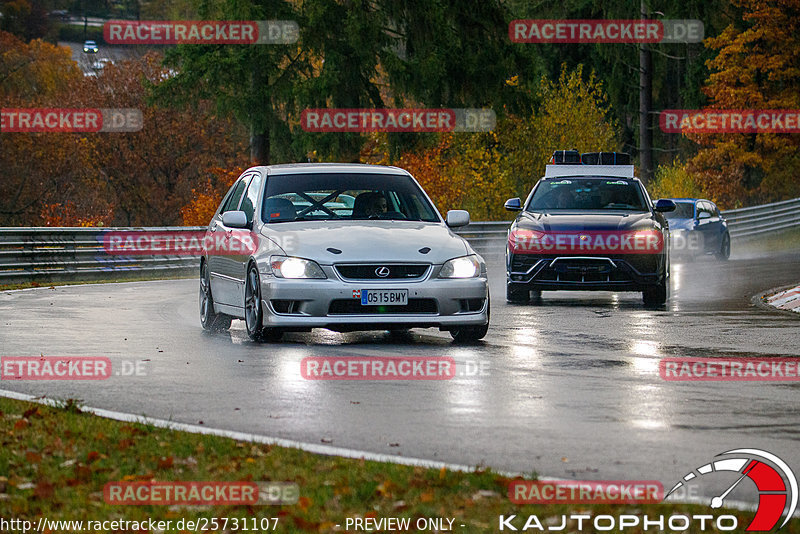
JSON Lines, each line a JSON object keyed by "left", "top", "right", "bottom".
{"left": 667, "top": 198, "right": 714, "bottom": 204}
{"left": 254, "top": 163, "right": 410, "bottom": 176}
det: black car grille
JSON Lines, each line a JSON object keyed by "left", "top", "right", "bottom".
{"left": 538, "top": 258, "right": 634, "bottom": 283}
{"left": 328, "top": 299, "right": 438, "bottom": 315}
{"left": 511, "top": 253, "right": 658, "bottom": 275}
{"left": 335, "top": 264, "right": 429, "bottom": 280}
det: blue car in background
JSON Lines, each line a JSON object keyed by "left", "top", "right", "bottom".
{"left": 665, "top": 198, "right": 730, "bottom": 260}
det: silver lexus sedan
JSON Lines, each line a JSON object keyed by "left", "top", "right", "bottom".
{"left": 199, "top": 163, "right": 489, "bottom": 342}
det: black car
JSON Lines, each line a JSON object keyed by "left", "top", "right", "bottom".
{"left": 504, "top": 151, "right": 676, "bottom": 305}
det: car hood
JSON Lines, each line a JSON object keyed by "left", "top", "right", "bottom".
{"left": 516, "top": 211, "right": 658, "bottom": 231}
{"left": 260, "top": 220, "right": 469, "bottom": 264}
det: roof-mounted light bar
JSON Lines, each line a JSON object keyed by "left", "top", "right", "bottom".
{"left": 549, "top": 150, "right": 631, "bottom": 166}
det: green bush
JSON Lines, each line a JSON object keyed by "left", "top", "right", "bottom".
{"left": 649, "top": 159, "right": 705, "bottom": 200}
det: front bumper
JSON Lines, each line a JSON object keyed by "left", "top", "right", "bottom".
{"left": 258, "top": 267, "right": 488, "bottom": 331}
{"left": 507, "top": 253, "right": 666, "bottom": 291}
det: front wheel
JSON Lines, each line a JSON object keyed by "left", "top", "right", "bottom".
{"left": 642, "top": 281, "right": 668, "bottom": 306}
{"left": 244, "top": 264, "right": 283, "bottom": 342}
{"left": 450, "top": 298, "right": 489, "bottom": 342}
{"left": 200, "top": 261, "right": 231, "bottom": 331}
{"left": 715, "top": 233, "right": 730, "bottom": 261}
{"left": 506, "top": 283, "right": 529, "bottom": 303}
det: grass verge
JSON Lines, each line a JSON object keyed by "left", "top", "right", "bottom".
{"left": 0, "top": 396, "right": 774, "bottom": 533}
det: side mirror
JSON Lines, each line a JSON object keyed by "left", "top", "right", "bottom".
{"left": 697, "top": 211, "right": 711, "bottom": 220}
{"left": 446, "top": 209, "right": 470, "bottom": 228}
{"left": 504, "top": 197, "right": 523, "bottom": 211}
{"left": 654, "top": 199, "right": 676, "bottom": 213}
{"left": 221, "top": 210, "right": 248, "bottom": 228}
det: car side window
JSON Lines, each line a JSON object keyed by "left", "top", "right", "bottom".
{"left": 221, "top": 178, "right": 249, "bottom": 214}
{"left": 239, "top": 174, "right": 261, "bottom": 224}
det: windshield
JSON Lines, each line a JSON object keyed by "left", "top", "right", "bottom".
{"left": 527, "top": 178, "right": 648, "bottom": 212}
{"left": 261, "top": 173, "right": 440, "bottom": 223}
{"left": 664, "top": 202, "right": 696, "bottom": 219}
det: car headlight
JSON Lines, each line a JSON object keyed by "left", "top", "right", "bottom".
{"left": 439, "top": 255, "right": 481, "bottom": 278}
{"left": 269, "top": 256, "right": 326, "bottom": 279}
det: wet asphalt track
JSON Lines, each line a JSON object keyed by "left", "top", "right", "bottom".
{"left": 1, "top": 245, "right": 799, "bottom": 505}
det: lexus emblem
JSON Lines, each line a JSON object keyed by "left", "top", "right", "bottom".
{"left": 375, "top": 266, "right": 391, "bottom": 278}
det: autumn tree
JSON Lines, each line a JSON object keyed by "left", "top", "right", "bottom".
{"left": 0, "top": 31, "right": 247, "bottom": 226}
{"left": 688, "top": 0, "right": 800, "bottom": 207}
{"left": 370, "top": 65, "right": 619, "bottom": 221}
{"left": 86, "top": 52, "right": 247, "bottom": 225}
{"left": 0, "top": 31, "right": 100, "bottom": 225}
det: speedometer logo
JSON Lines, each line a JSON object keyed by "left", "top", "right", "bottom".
{"left": 666, "top": 448, "right": 798, "bottom": 531}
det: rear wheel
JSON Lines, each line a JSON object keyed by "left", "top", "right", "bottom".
{"left": 244, "top": 264, "right": 283, "bottom": 342}
{"left": 715, "top": 233, "right": 730, "bottom": 261}
{"left": 506, "top": 283, "right": 529, "bottom": 303}
{"left": 450, "top": 298, "right": 490, "bottom": 342}
{"left": 199, "top": 261, "right": 231, "bottom": 331}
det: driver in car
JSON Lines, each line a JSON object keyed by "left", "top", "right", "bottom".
{"left": 364, "top": 192, "right": 388, "bottom": 217}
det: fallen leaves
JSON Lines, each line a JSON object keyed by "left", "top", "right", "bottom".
{"left": 33, "top": 479, "right": 54, "bottom": 499}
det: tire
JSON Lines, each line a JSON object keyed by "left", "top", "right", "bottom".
{"left": 506, "top": 283, "right": 529, "bottom": 303}
{"left": 715, "top": 233, "right": 730, "bottom": 261}
{"left": 642, "top": 281, "right": 668, "bottom": 306}
{"left": 199, "top": 261, "right": 231, "bottom": 331}
{"left": 450, "top": 298, "right": 489, "bottom": 342}
{"left": 244, "top": 263, "right": 283, "bottom": 342}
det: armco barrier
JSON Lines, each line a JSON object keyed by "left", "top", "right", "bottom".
{"left": 0, "top": 227, "right": 202, "bottom": 284}
{"left": 0, "top": 197, "right": 797, "bottom": 284}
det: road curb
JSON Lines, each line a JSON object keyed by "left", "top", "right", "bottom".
{"left": 758, "top": 283, "right": 800, "bottom": 314}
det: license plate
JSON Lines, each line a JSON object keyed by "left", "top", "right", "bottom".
{"left": 360, "top": 289, "right": 408, "bottom": 306}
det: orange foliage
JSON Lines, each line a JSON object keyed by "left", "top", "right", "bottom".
{"left": 394, "top": 134, "right": 467, "bottom": 216}
{"left": 180, "top": 167, "right": 245, "bottom": 226}
{"left": 1, "top": 31, "right": 247, "bottom": 227}
{"left": 40, "top": 202, "right": 114, "bottom": 227}
{"left": 687, "top": 0, "right": 800, "bottom": 207}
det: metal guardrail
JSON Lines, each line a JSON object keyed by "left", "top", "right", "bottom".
{"left": 720, "top": 198, "right": 800, "bottom": 239}
{"left": 0, "top": 197, "right": 798, "bottom": 284}
{"left": 0, "top": 227, "right": 202, "bottom": 284}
